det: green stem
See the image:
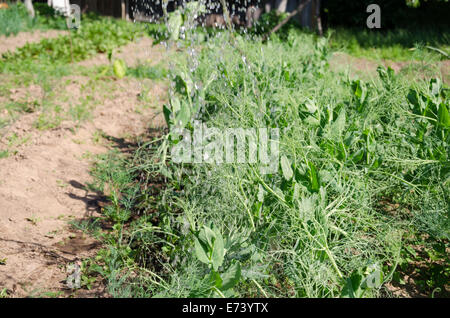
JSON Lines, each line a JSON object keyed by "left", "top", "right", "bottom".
{"left": 252, "top": 167, "right": 289, "bottom": 206}
{"left": 239, "top": 182, "right": 256, "bottom": 231}
{"left": 212, "top": 286, "right": 225, "bottom": 298}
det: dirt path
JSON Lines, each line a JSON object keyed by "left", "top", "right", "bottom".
{"left": 0, "top": 38, "right": 167, "bottom": 297}
{"left": 0, "top": 30, "right": 65, "bottom": 56}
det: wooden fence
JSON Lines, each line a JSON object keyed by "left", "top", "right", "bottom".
{"left": 14, "top": 0, "right": 323, "bottom": 32}
{"left": 61, "top": 0, "right": 129, "bottom": 19}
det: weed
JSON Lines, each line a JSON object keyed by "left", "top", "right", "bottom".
{"left": 32, "top": 290, "right": 64, "bottom": 298}
{"left": 26, "top": 215, "right": 39, "bottom": 226}
{"left": 0, "top": 288, "right": 8, "bottom": 298}
{"left": 56, "top": 180, "right": 68, "bottom": 188}
{"left": 127, "top": 63, "right": 168, "bottom": 81}
{"left": 70, "top": 217, "right": 103, "bottom": 237}
{"left": 7, "top": 132, "right": 30, "bottom": 148}
{"left": 68, "top": 96, "right": 95, "bottom": 123}
{"left": 45, "top": 230, "right": 60, "bottom": 238}
{"left": 33, "top": 111, "right": 62, "bottom": 130}
{"left": 92, "top": 130, "right": 107, "bottom": 145}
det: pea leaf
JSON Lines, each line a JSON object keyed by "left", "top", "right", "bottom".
{"left": 305, "top": 99, "right": 318, "bottom": 113}
{"left": 308, "top": 161, "right": 320, "bottom": 192}
{"left": 350, "top": 148, "right": 365, "bottom": 164}
{"left": 438, "top": 103, "right": 450, "bottom": 128}
{"left": 280, "top": 155, "right": 293, "bottom": 180}
{"left": 341, "top": 272, "right": 363, "bottom": 298}
{"left": 209, "top": 270, "right": 223, "bottom": 289}
{"left": 175, "top": 101, "right": 191, "bottom": 129}
{"left": 220, "top": 260, "right": 241, "bottom": 291}
{"left": 326, "top": 109, "right": 346, "bottom": 139}
{"left": 203, "top": 225, "right": 216, "bottom": 247}
{"left": 171, "top": 96, "right": 181, "bottom": 113}
{"left": 351, "top": 80, "right": 367, "bottom": 112}
{"left": 194, "top": 237, "right": 210, "bottom": 265}
{"left": 211, "top": 229, "right": 225, "bottom": 271}
{"left": 163, "top": 104, "right": 172, "bottom": 128}
{"left": 361, "top": 263, "right": 383, "bottom": 289}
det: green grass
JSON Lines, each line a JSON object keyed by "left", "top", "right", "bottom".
{"left": 0, "top": 132, "right": 31, "bottom": 157}
{"left": 0, "top": 2, "right": 33, "bottom": 36}
{"left": 87, "top": 26, "right": 448, "bottom": 298}
{"left": 246, "top": 11, "right": 449, "bottom": 62}
{"left": 329, "top": 27, "right": 450, "bottom": 61}
{"left": 68, "top": 95, "right": 96, "bottom": 124}
{"left": 127, "top": 63, "right": 168, "bottom": 81}
{"left": 0, "top": 2, "right": 69, "bottom": 36}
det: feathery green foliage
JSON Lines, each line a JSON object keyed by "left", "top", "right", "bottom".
{"left": 90, "top": 28, "right": 448, "bottom": 297}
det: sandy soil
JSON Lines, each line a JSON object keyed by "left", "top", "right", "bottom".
{"left": 0, "top": 38, "right": 167, "bottom": 297}
{"left": 0, "top": 30, "right": 65, "bottom": 56}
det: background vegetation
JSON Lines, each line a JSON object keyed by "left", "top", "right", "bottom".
{"left": 0, "top": 2, "right": 69, "bottom": 36}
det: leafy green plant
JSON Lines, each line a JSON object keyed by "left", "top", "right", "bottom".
{"left": 80, "top": 259, "right": 99, "bottom": 290}
{"left": 341, "top": 263, "right": 384, "bottom": 297}
{"left": 192, "top": 224, "right": 242, "bottom": 297}
{"left": 1, "top": 18, "right": 146, "bottom": 64}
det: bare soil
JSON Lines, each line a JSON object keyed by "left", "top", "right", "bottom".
{"left": 0, "top": 38, "right": 167, "bottom": 297}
